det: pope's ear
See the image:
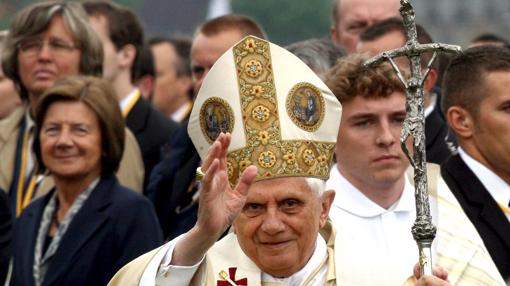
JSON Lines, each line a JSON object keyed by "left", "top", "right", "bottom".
{"left": 319, "top": 190, "right": 335, "bottom": 227}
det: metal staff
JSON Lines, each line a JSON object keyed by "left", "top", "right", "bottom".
{"left": 364, "top": 0, "right": 461, "bottom": 276}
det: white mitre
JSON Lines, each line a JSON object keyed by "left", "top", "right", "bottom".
{"left": 188, "top": 36, "right": 342, "bottom": 186}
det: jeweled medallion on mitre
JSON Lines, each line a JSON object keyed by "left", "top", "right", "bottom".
{"left": 286, "top": 82, "right": 325, "bottom": 132}
{"left": 199, "top": 97, "right": 235, "bottom": 143}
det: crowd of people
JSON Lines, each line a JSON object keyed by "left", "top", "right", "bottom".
{"left": 0, "top": 0, "right": 509, "bottom": 285}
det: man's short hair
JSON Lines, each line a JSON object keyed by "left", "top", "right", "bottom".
{"left": 2, "top": 2, "right": 103, "bottom": 101}
{"left": 196, "top": 14, "right": 267, "bottom": 40}
{"left": 470, "top": 33, "right": 509, "bottom": 48}
{"left": 149, "top": 36, "right": 192, "bottom": 77}
{"left": 324, "top": 53, "right": 405, "bottom": 104}
{"left": 83, "top": 1, "right": 144, "bottom": 83}
{"left": 359, "top": 17, "right": 435, "bottom": 68}
{"left": 133, "top": 43, "right": 155, "bottom": 83}
{"left": 285, "top": 38, "right": 346, "bottom": 75}
{"left": 441, "top": 46, "right": 510, "bottom": 117}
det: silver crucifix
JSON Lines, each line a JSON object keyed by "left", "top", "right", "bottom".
{"left": 364, "top": 0, "right": 461, "bottom": 276}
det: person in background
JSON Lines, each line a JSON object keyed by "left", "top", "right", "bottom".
{"left": 134, "top": 43, "right": 156, "bottom": 100}
{"left": 10, "top": 76, "right": 162, "bottom": 286}
{"left": 441, "top": 46, "right": 510, "bottom": 280}
{"left": 468, "top": 33, "right": 510, "bottom": 49}
{"left": 147, "top": 14, "right": 267, "bottom": 240}
{"left": 0, "top": 30, "right": 21, "bottom": 120}
{"left": 149, "top": 36, "right": 193, "bottom": 122}
{"left": 0, "top": 35, "right": 21, "bottom": 259}
{"left": 329, "top": 0, "right": 400, "bottom": 53}
{"left": 323, "top": 53, "right": 505, "bottom": 285}
{"left": 0, "top": 1, "right": 145, "bottom": 215}
{"left": 285, "top": 37, "right": 345, "bottom": 78}
{"left": 0, "top": 191, "right": 12, "bottom": 285}
{"left": 83, "top": 0, "right": 178, "bottom": 191}
{"left": 356, "top": 17, "right": 455, "bottom": 164}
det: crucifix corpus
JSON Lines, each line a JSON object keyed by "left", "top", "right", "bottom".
{"left": 364, "top": 0, "right": 462, "bottom": 276}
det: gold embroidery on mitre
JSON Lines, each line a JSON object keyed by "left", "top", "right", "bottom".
{"left": 245, "top": 59, "right": 263, "bottom": 78}
{"left": 251, "top": 105, "right": 271, "bottom": 122}
{"left": 258, "top": 150, "right": 277, "bottom": 168}
{"left": 199, "top": 97, "right": 235, "bottom": 144}
{"left": 303, "top": 149, "right": 316, "bottom": 166}
{"left": 227, "top": 36, "right": 335, "bottom": 186}
{"left": 286, "top": 82, "right": 325, "bottom": 132}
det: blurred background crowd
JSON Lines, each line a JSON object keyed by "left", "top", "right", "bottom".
{"left": 1, "top": 0, "right": 510, "bottom": 46}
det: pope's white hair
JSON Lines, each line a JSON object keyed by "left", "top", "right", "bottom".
{"left": 304, "top": 177, "right": 326, "bottom": 198}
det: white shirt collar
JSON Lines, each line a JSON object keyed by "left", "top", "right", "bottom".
{"left": 119, "top": 88, "right": 140, "bottom": 113}
{"left": 171, "top": 101, "right": 192, "bottom": 122}
{"left": 458, "top": 147, "right": 510, "bottom": 207}
{"left": 424, "top": 92, "right": 437, "bottom": 118}
{"left": 262, "top": 235, "right": 327, "bottom": 285}
{"left": 326, "top": 164, "right": 415, "bottom": 217}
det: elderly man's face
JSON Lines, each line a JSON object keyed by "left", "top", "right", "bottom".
{"left": 331, "top": 0, "right": 400, "bottom": 53}
{"left": 233, "top": 177, "right": 333, "bottom": 277}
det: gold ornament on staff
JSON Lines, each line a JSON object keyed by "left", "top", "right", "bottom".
{"left": 364, "top": 0, "right": 461, "bottom": 276}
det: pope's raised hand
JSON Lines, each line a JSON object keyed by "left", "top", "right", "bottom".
{"left": 196, "top": 132, "right": 258, "bottom": 239}
{"left": 172, "top": 133, "right": 257, "bottom": 266}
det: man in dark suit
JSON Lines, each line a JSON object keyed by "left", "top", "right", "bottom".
{"left": 356, "top": 17, "right": 455, "bottom": 164}
{"left": 149, "top": 37, "right": 194, "bottom": 123}
{"left": 83, "top": 1, "right": 178, "bottom": 191}
{"left": 440, "top": 46, "right": 510, "bottom": 280}
{"left": 147, "top": 15, "right": 267, "bottom": 240}
{"left": 0, "top": 190, "right": 12, "bottom": 284}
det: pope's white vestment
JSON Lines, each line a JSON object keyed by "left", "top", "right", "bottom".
{"left": 108, "top": 223, "right": 337, "bottom": 286}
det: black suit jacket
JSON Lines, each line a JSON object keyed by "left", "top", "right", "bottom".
{"left": 147, "top": 121, "right": 201, "bottom": 240}
{"left": 10, "top": 176, "right": 163, "bottom": 286}
{"left": 126, "top": 97, "right": 178, "bottom": 190}
{"left": 0, "top": 190, "right": 12, "bottom": 284}
{"left": 425, "top": 106, "right": 455, "bottom": 164}
{"left": 441, "top": 154, "right": 510, "bottom": 279}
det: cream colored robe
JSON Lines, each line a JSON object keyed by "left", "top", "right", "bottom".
{"left": 403, "top": 164, "right": 505, "bottom": 285}
{"left": 109, "top": 223, "right": 337, "bottom": 286}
